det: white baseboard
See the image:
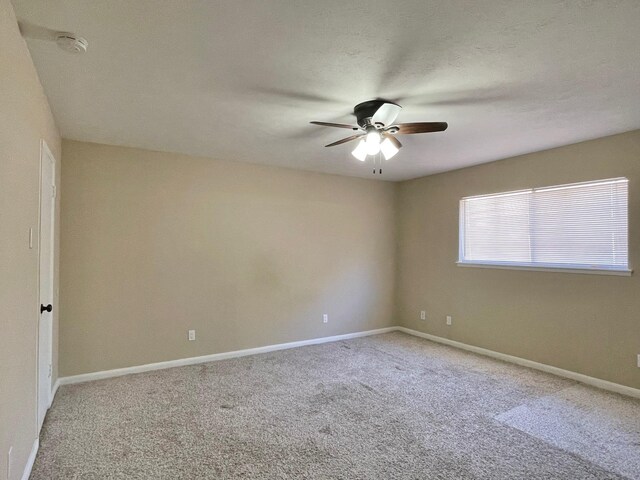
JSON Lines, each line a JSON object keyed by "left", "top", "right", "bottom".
{"left": 58, "top": 327, "right": 397, "bottom": 386}
{"left": 21, "top": 438, "right": 39, "bottom": 480}
{"left": 55, "top": 325, "right": 640, "bottom": 400}
{"left": 398, "top": 327, "right": 640, "bottom": 399}
{"left": 50, "top": 378, "right": 60, "bottom": 407}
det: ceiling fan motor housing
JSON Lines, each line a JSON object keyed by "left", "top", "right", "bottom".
{"left": 354, "top": 99, "right": 399, "bottom": 128}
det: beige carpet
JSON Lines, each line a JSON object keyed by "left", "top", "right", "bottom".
{"left": 32, "top": 332, "right": 640, "bottom": 479}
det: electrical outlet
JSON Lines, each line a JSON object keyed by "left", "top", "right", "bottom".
{"left": 420, "top": 310, "right": 426, "bottom": 320}
{"left": 188, "top": 330, "right": 195, "bottom": 341}
{"left": 446, "top": 315, "right": 452, "bottom": 326}
{"left": 637, "top": 354, "right": 640, "bottom": 368}
{"left": 323, "top": 314, "right": 328, "bottom": 324}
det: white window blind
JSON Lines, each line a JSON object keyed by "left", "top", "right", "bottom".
{"left": 459, "top": 178, "right": 629, "bottom": 273}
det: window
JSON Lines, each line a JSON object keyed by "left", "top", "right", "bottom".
{"left": 458, "top": 178, "right": 630, "bottom": 275}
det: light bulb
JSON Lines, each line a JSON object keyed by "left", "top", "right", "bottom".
{"left": 380, "top": 137, "right": 399, "bottom": 160}
{"left": 366, "top": 141, "right": 381, "bottom": 155}
{"left": 365, "top": 130, "right": 381, "bottom": 155}
{"left": 351, "top": 139, "right": 367, "bottom": 161}
{"left": 365, "top": 130, "right": 381, "bottom": 145}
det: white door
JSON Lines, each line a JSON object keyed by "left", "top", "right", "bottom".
{"left": 38, "top": 140, "right": 55, "bottom": 431}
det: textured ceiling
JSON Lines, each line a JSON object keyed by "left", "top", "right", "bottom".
{"left": 13, "top": 0, "right": 640, "bottom": 181}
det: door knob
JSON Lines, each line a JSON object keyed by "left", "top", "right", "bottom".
{"left": 40, "top": 304, "right": 52, "bottom": 314}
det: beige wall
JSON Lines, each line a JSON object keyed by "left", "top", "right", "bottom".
{"left": 0, "top": 1, "right": 61, "bottom": 478}
{"left": 59, "top": 140, "right": 397, "bottom": 376}
{"left": 61, "top": 133, "right": 640, "bottom": 390}
{"left": 397, "top": 130, "right": 640, "bottom": 389}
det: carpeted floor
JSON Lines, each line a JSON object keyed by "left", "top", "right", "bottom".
{"left": 32, "top": 332, "right": 640, "bottom": 479}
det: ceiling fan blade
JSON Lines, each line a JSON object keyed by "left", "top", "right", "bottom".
{"left": 384, "top": 135, "right": 402, "bottom": 149}
{"left": 325, "top": 134, "right": 364, "bottom": 147}
{"left": 371, "top": 103, "right": 402, "bottom": 126}
{"left": 394, "top": 122, "right": 448, "bottom": 134}
{"left": 310, "top": 121, "right": 360, "bottom": 130}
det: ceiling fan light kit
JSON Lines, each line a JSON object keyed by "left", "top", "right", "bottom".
{"left": 352, "top": 139, "right": 368, "bottom": 161}
{"left": 365, "top": 129, "right": 382, "bottom": 155}
{"left": 379, "top": 137, "right": 399, "bottom": 159}
{"left": 311, "top": 99, "right": 447, "bottom": 174}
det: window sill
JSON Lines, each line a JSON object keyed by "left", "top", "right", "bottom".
{"left": 456, "top": 262, "right": 633, "bottom": 276}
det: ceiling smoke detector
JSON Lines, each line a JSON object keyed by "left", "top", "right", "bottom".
{"left": 55, "top": 33, "right": 88, "bottom": 54}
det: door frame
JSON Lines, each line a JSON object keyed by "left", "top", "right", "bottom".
{"left": 37, "top": 139, "right": 56, "bottom": 431}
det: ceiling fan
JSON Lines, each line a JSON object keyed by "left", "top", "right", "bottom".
{"left": 311, "top": 99, "right": 447, "bottom": 172}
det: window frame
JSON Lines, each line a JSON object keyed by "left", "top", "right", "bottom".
{"left": 457, "top": 178, "right": 632, "bottom": 276}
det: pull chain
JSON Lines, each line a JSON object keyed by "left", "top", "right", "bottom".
{"left": 369, "top": 153, "right": 383, "bottom": 175}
